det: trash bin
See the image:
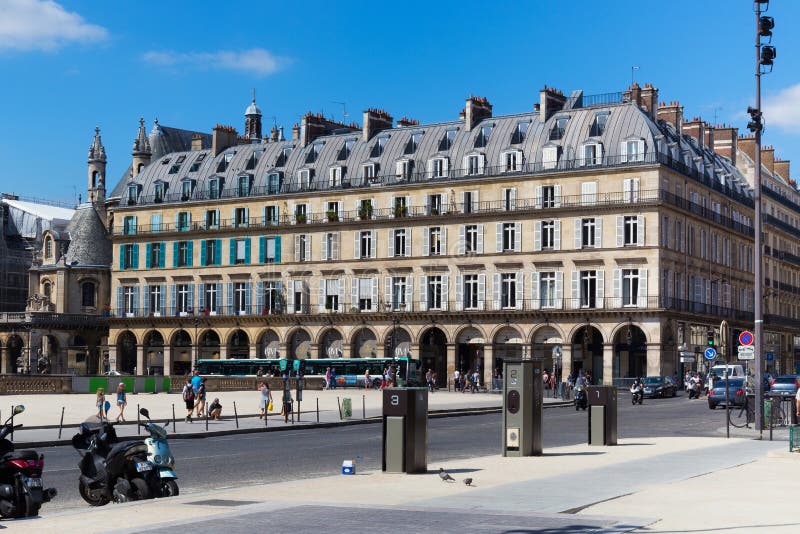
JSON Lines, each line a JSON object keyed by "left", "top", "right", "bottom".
{"left": 502, "top": 359, "right": 543, "bottom": 457}
{"left": 382, "top": 388, "right": 428, "bottom": 473}
{"left": 587, "top": 386, "right": 617, "bottom": 446}
{"left": 342, "top": 397, "right": 353, "bottom": 419}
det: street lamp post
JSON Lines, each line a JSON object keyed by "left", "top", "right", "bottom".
{"left": 193, "top": 317, "right": 199, "bottom": 371}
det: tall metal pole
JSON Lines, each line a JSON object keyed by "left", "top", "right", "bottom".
{"left": 753, "top": 3, "right": 764, "bottom": 434}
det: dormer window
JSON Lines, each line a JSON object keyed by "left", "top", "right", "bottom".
{"left": 176, "top": 155, "right": 186, "bottom": 164}
{"left": 362, "top": 163, "right": 377, "bottom": 180}
{"left": 267, "top": 171, "right": 282, "bottom": 194}
{"left": 429, "top": 157, "right": 449, "bottom": 178}
{"left": 237, "top": 175, "right": 252, "bottom": 197}
{"left": 464, "top": 154, "right": 485, "bottom": 176}
{"left": 396, "top": 159, "right": 413, "bottom": 180}
{"left": 338, "top": 139, "right": 354, "bottom": 160}
{"left": 621, "top": 139, "right": 645, "bottom": 163}
{"left": 511, "top": 121, "right": 529, "bottom": 144}
{"left": 329, "top": 166, "right": 344, "bottom": 188}
{"left": 404, "top": 133, "right": 422, "bottom": 155}
{"left": 502, "top": 150, "right": 523, "bottom": 172}
{"left": 370, "top": 136, "right": 388, "bottom": 158}
{"left": 276, "top": 147, "right": 292, "bottom": 167}
{"left": 474, "top": 125, "right": 493, "bottom": 148}
{"left": 580, "top": 142, "right": 603, "bottom": 166}
{"left": 153, "top": 182, "right": 165, "bottom": 203}
{"left": 169, "top": 164, "right": 180, "bottom": 174}
{"left": 217, "top": 153, "right": 234, "bottom": 173}
{"left": 189, "top": 161, "right": 202, "bottom": 173}
{"left": 550, "top": 117, "right": 569, "bottom": 141}
{"left": 590, "top": 112, "right": 609, "bottom": 137}
{"left": 297, "top": 168, "right": 312, "bottom": 188}
{"left": 208, "top": 177, "right": 223, "bottom": 199}
{"left": 439, "top": 129, "right": 457, "bottom": 151}
{"left": 181, "top": 179, "right": 195, "bottom": 201}
{"left": 305, "top": 143, "right": 321, "bottom": 164}
{"left": 44, "top": 236, "right": 52, "bottom": 259}
{"left": 245, "top": 150, "right": 261, "bottom": 171}
{"left": 127, "top": 184, "right": 141, "bottom": 205}
{"left": 542, "top": 146, "right": 560, "bottom": 170}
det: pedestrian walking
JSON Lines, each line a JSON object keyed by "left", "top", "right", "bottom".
{"left": 330, "top": 367, "right": 337, "bottom": 390}
{"left": 282, "top": 389, "right": 294, "bottom": 423}
{"left": 95, "top": 387, "right": 105, "bottom": 419}
{"left": 426, "top": 368, "right": 434, "bottom": 392}
{"left": 259, "top": 381, "right": 273, "bottom": 419}
{"left": 453, "top": 369, "right": 461, "bottom": 392}
{"left": 115, "top": 383, "right": 127, "bottom": 422}
{"left": 257, "top": 367, "right": 264, "bottom": 378}
{"left": 364, "top": 369, "right": 371, "bottom": 389}
{"left": 325, "top": 367, "right": 332, "bottom": 390}
{"left": 195, "top": 381, "right": 206, "bottom": 418}
{"left": 182, "top": 379, "right": 195, "bottom": 423}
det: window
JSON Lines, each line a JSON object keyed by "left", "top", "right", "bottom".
{"left": 290, "top": 280, "right": 307, "bottom": 314}
{"left": 579, "top": 270, "right": 598, "bottom": 308}
{"left": 189, "top": 162, "right": 202, "bottom": 173}
{"left": 265, "top": 205, "right": 279, "bottom": 225}
{"left": 581, "top": 143, "right": 602, "bottom": 166}
{"left": 430, "top": 158, "right": 448, "bottom": 178}
{"left": 362, "top": 163, "right": 376, "bottom": 180}
{"left": 590, "top": 113, "right": 608, "bottom": 137}
{"left": 503, "top": 150, "right": 522, "bottom": 172}
{"left": 326, "top": 201, "right": 341, "bottom": 221}
{"left": 579, "top": 218, "right": 595, "bottom": 248}
{"left": 123, "top": 286, "right": 136, "bottom": 316}
{"left": 623, "top": 178, "right": 640, "bottom": 202}
{"left": 177, "top": 211, "right": 190, "bottom": 232}
{"left": 428, "top": 227, "right": 443, "bottom": 256}
{"left": 541, "top": 185, "right": 556, "bottom": 208}
{"left": 176, "top": 284, "right": 190, "bottom": 314}
{"left": 463, "top": 191, "right": 477, "bottom": 214}
{"left": 371, "top": 136, "right": 388, "bottom": 158}
{"left": 405, "top": 133, "right": 422, "bottom": 155}
{"left": 205, "top": 209, "right": 219, "bottom": 229}
{"left": 260, "top": 236, "right": 279, "bottom": 263}
{"left": 261, "top": 281, "right": 280, "bottom": 314}
{"left": 474, "top": 125, "right": 492, "bottom": 148}
{"left": 204, "top": 284, "right": 220, "bottom": 315}
{"left": 464, "top": 224, "right": 480, "bottom": 254}
{"left": 44, "top": 237, "right": 52, "bottom": 259}
{"left": 123, "top": 216, "right": 137, "bottom": 235}
{"left": 294, "top": 203, "right": 307, "bottom": 223}
{"left": 305, "top": 143, "right": 321, "bottom": 164}
{"left": 358, "top": 198, "right": 373, "bottom": 219}
{"left": 542, "top": 146, "right": 559, "bottom": 169}
{"left": 500, "top": 273, "right": 517, "bottom": 309}
{"left": 396, "top": 159, "right": 412, "bottom": 180}
{"left": 234, "top": 283, "right": 249, "bottom": 314}
{"left": 154, "top": 183, "right": 164, "bottom": 202}
{"left": 393, "top": 196, "right": 408, "bottom": 218}
{"left": 296, "top": 234, "right": 310, "bottom": 262}
{"left": 623, "top": 216, "right": 639, "bottom": 246}
{"left": 234, "top": 239, "right": 247, "bottom": 264}
{"left": 355, "top": 277, "right": 375, "bottom": 311}
{"left": 297, "top": 169, "right": 311, "bottom": 188}
{"left": 427, "top": 194, "right": 443, "bottom": 215}
{"left": 208, "top": 178, "right": 222, "bottom": 199}
{"left": 463, "top": 274, "right": 480, "bottom": 310}
{"left": 358, "top": 230, "right": 373, "bottom": 259}
{"left": 622, "top": 268, "right": 639, "bottom": 307}
{"left": 623, "top": 139, "right": 645, "bottom": 162}
{"left": 541, "top": 221, "right": 556, "bottom": 249}
{"left": 427, "top": 276, "right": 444, "bottom": 310}
{"left": 149, "top": 242, "right": 163, "bottom": 267}
{"left": 127, "top": 184, "right": 139, "bottom": 204}
{"left": 391, "top": 228, "right": 408, "bottom": 257}
{"left": 81, "top": 282, "right": 95, "bottom": 307}
{"left": 329, "top": 166, "right": 343, "bottom": 188}
{"left": 245, "top": 151, "right": 260, "bottom": 171}
{"left": 121, "top": 244, "right": 138, "bottom": 270}
{"left": 237, "top": 175, "right": 251, "bottom": 197}
{"left": 439, "top": 129, "right": 456, "bottom": 151}
{"left": 169, "top": 164, "right": 180, "bottom": 174}
{"left": 267, "top": 172, "right": 282, "bottom": 194}
{"left": 390, "top": 277, "right": 408, "bottom": 311}
{"left": 177, "top": 241, "right": 191, "bottom": 267}
{"left": 511, "top": 121, "right": 529, "bottom": 144}
{"left": 338, "top": 139, "right": 354, "bottom": 160}
{"left": 233, "top": 207, "right": 249, "bottom": 228}
{"left": 466, "top": 154, "right": 483, "bottom": 175}
{"left": 539, "top": 272, "right": 557, "bottom": 309}
{"left": 322, "top": 232, "right": 339, "bottom": 261}
{"left": 181, "top": 180, "right": 193, "bottom": 200}
{"left": 550, "top": 117, "right": 568, "bottom": 140}
{"left": 323, "top": 279, "right": 340, "bottom": 311}
{"left": 217, "top": 152, "right": 234, "bottom": 173}
{"left": 502, "top": 188, "right": 516, "bottom": 211}
{"left": 502, "top": 222, "right": 517, "bottom": 252}
{"left": 149, "top": 286, "right": 163, "bottom": 315}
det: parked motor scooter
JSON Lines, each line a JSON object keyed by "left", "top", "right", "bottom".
{"left": 72, "top": 418, "right": 154, "bottom": 506}
{"left": 574, "top": 385, "right": 588, "bottom": 411}
{"left": 0, "top": 405, "right": 57, "bottom": 518}
{"left": 139, "top": 408, "right": 179, "bottom": 497}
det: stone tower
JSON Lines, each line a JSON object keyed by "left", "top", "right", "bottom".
{"left": 87, "top": 127, "right": 107, "bottom": 204}
{"left": 244, "top": 93, "right": 262, "bottom": 141}
{"left": 132, "top": 117, "right": 152, "bottom": 177}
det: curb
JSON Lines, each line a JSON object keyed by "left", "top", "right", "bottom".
{"left": 12, "top": 401, "right": 573, "bottom": 448}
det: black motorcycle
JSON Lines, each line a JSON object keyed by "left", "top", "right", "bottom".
{"left": 0, "top": 405, "right": 57, "bottom": 518}
{"left": 72, "top": 418, "right": 154, "bottom": 506}
{"left": 630, "top": 385, "right": 644, "bottom": 405}
{"left": 574, "top": 386, "right": 588, "bottom": 411}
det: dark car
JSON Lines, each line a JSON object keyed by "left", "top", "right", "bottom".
{"left": 768, "top": 375, "right": 798, "bottom": 398}
{"left": 641, "top": 376, "right": 678, "bottom": 398}
{"left": 708, "top": 378, "right": 746, "bottom": 409}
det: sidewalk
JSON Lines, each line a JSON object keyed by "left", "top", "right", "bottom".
{"left": 4, "top": 390, "right": 569, "bottom": 446}
{"left": 6, "top": 435, "right": 791, "bottom": 533}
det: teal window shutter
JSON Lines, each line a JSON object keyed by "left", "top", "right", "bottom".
{"left": 142, "top": 285, "right": 150, "bottom": 316}
{"left": 145, "top": 244, "right": 152, "bottom": 269}
{"left": 245, "top": 282, "right": 252, "bottom": 312}
{"left": 275, "top": 281, "right": 282, "bottom": 312}
{"left": 132, "top": 244, "right": 139, "bottom": 269}
{"left": 259, "top": 236, "right": 266, "bottom": 263}
{"left": 198, "top": 283, "right": 205, "bottom": 311}
{"left": 187, "top": 241, "right": 194, "bottom": 267}
{"left": 173, "top": 242, "right": 179, "bottom": 268}
{"left": 215, "top": 239, "right": 222, "bottom": 265}
{"left": 256, "top": 281, "right": 263, "bottom": 312}
{"left": 275, "top": 236, "right": 281, "bottom": 263}
{"left": 229, "top": 239, "right": 236, "bottom": 264}
{"left": 200, "top": 240, "right": 207, "bottom": 266}
{"left": 159, "top": 243, "right": 166, "bottom": 268}
{"left": 116, "top": 287, "right": 123, "bottom": 314}
{"left": 119, "top": 246, "right": 125, "bottom": 270}
{"left": 244, "top": 238, "right": 251, "bottom": 264}
{"left": 226, "top": 282, "right": 233, "bottom": 312}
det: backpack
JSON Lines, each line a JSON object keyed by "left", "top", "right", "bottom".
{"left": 184, "top": 386, "right": 195, "bottom": 401}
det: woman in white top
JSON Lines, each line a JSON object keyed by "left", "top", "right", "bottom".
{"left": 259, "top": 381, "right": 273, "bottom": 419}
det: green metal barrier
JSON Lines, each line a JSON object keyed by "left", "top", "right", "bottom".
{"left": 790, "top": 426, "right": 800, "bottom": 453}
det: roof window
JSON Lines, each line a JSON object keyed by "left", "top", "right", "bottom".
{"left": 549, "top": 117, "right": 569, "bottom": 141}
{"left": 404, "top": 132, "right": 423, "bottom": 155}
{"left": 338, "top": 139, "right": 355, "bottom": 161}
{"left": 176, "top": 155, "right": 187, "bottom": 164}
{"left": 305, "top": 143, "right": 322, "bottom": 164}
{"left": 511, "top": 121, "right": 529, "bottom": 144}
{"left": 245, "top": 150, "right": 262, "bottom": 171}
{"left": 474, "top": 125, "right": 493, "bottom": 148}
{"left": 276, "top": 147, "right": 292, "bottom": 167}
{"left": 590, "top": 112, "right": 609, "bottom": 137}
{"left": 196, "top": 153, "right": 207, "bottom": 162}
{"left": 160, "top": 157, "right": 170, "bottom": 165}
{"left": 370, "top": 135, "right": 388, "bottom": 158}
{"left": 439, "top": 129, "right": 457, "bottom": 151}
{"left": 169, "top": 165, "right": 180, "bottom": 174}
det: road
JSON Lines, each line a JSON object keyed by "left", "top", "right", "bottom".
{"left": 38, "top": 391, "right": 724, "bottom": 512}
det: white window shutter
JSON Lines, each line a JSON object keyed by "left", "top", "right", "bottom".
{"left": 571, "top": 271, "right": 579, "bottom": 307}
{"left": 370, "top": 230, "right": 377, "bottom": 258}
{"left": 419, "top": 276, "right": 428, "bottom": 311}
{"left": 574, "top": 218, "right": 582, "bottom": 249}
{"left": 294, "top": 235, "right": 301, "bottom": 262}
{"left": 423, "top": 227, "right": 430, "bottom": 256}
{"left": 304, "top": 234, "right": 311, "bottom": 260}
{"left": 441, "top": 274, "right": 449, "bottom": 311}
{"left": 596, "top": 143, "right": 604, "bottom": 161}
{"left": 427, "top": 159, "right": 434, "bottom": 177}
{"left": 287, "top": 281, "right": 295, "bottom": 313}
{"left": 332, "top": 233, "right": 339, "bottom": 260}
{"left": 405, "top": 228, "right": 411, "bottom": 257}
{"left": 441, "top": 226, "right": 447, "bottom": 253}
{"left": 371, "top": 277, "right": 378, "bottom": 311}
{"left": 495, "top": 223, "right": 503, "bottom": 253}
{"left": 531, "top": 272, "right": 540, "bottom": 310}
{"left": 620, "top": 141, "right": 628, "bottom": 163}
{"left": 337, "top": 279, "right": 344, "bottom": 312}
{"left": 472, "top": 190, "right": 479, "bottom": 211}
{"left": 478, "top": 154, "right": 485, "bottom": 174}
{"left": 613, "top": 269, "right": 621, "bottom": 301}
{"left": 638, "top": 268, "right": 648, "bottom": 308}
{"left": 596, "top": 270, "right": 605, "bottom": 308}
{"left": 535, "top": 186, "right": 543, "bottom": 208}
{"left": 476, "top": 225, "right": 483, "bottom": 253}
{"left": 477, "top": 274, "right": 486, "bottom": 310}
{"left": 637, "top": 140, "right": 645, "bottom": 159}
{"left": 509, "top": 187, "right": 516, "bottom": 208}
{"left": 351, "top": 277, "right": 359, "bottom": 309}
{"left": 534, "top": 221, "right": 542, "bottom": 251}
{"left": 616, "top": 216, "right": 624, "bottom": 247}
{"left": 318, "top": 279, "right": 326, "bottom": 313}
{"left": 515, "top": 271, "right": 524, "bottom": 310}
{"left": 553, "top": 220, "right": 561, "bottom": 250}
{"left": 555, "top": 272, "right": 563, "bottom": 309}
{"left": 405, "top": 275, "right": 413, "bottom": 311}
{"left": 554, "top": 185, "right": 562, "bottom": 207}
{"left": 579, "top": 145, "right": 587, "bottom": 167}
{"left": 637, "top": 216, "right": 645, "bottom": 246}
{"left": 514, "top": 222, "right": 522, "bottom": 251}
{"left": 384, "top": 276, "right": 392, "bottom": 308}
{"left": 442, "top": 158, "right": 449, "bottom": 176}
{"left": 455, "top": 275, "right": 463, "bottom": 311}
{"left": 595, "top": 218, "right": 603, "bottom": 248}
{"left": 493, "top": 273, "right": 501, "bottom": 311}
{"left": 321, "top": 235, "right": 328, "bottom": 261}
{"left": 354, "top": 232, "right": 361, "bottom": 260}
{"left": 388, "top": 229, "right": 395, "bottom": 257}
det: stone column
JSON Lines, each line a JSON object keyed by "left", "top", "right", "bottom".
{"left": 219, "top": 345, "right": 229, "bottom": 360}
{"left": 0, "top": 346, "right": 7, "bottom": 375}
{"left": 647, "top": 342, "right": 662, "bottom": 377}
{"left": 136, "top": 345, "right": 145, "bottom": 376}
{"left": 561, "top": 344, "right": 572, "bottom": 380}
{"left": 482, "top": 344, "right": 493, "bottom": 390}
{"left": 446, "top": 343, "right": 456, "bottom": 389}
{"left": 249, "top": 343, "right": 258, "bottom": 359}
{"left": 107, "top": 346, "right": 118, "bottom": 373}
{"left": 602, "top": 343, "right": 614, "bottom": 386}
{"left": 163, "top": 346, "right": 173, "bottom": 376}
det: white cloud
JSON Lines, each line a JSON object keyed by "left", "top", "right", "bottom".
{"left": 0, "top": 0, "right": 108, "bottom": 52}
{"left": 763, "top": 84, "right": 800, "bottom": 133}
{"left": 141, "top": 48, "right": 288, "bottom": 77}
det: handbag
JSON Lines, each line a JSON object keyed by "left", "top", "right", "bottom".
{"left": 267, "top": 401, "right": 273, "bottom": 412}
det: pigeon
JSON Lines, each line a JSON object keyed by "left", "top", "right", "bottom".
{"left": 463, "top": 478, "right": 473, "bottom": 486}
{"left": 439, "top": 468, "right": 455, "bottom": 482}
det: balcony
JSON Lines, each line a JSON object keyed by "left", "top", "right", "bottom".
{"left": 0, "top": 312, "right": 107, "bottom": 329}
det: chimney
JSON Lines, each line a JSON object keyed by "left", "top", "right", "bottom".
{"left": 775, "top": 159, "right": 790, "bottom": 181}
{"left": 270, "top": 125, "right": 279, "bottom": 142}
{"left": 657, "top": 101, "right": 684, "bottom": 134}
{"left": 703, "top": 124, "right": 715, "bottom": 155}
{"left": 738, "top": 134, "right": 757, "bottom": 162}
{"left": 624, "top": 83, "right": 642, "bottom": 108}
{"left": 292, "top": 123, "right": 300, "bottom": 141}
{"left": 300, "top": 112, "right": 358, "bottom": 147}
{"left": 761, "top": 145, "right": 775, "bottom": 176}
{"left": 396, "top": 117, "right": 419, "bottom": 128}
{"left": 538, "top": 87, "right": 566, "bottom": 122}
{"left": 191, "top": 133, "right": 203, "bottom": 151}
{"left": 683, "top": 117, "right": 705, "bottom": 149}
{"left": 714, "top": 125, "right": 738, "bottom": 165}
{"left": 212, "top": 125, "right": 238, "bottom": 156}
{"left": 464, "top": 95, "right": 492, "bottom": 132}
{"left": 627, "top": 83, "right": 660, "bottom": 118}
{"left": 362, "top": 108, "right": 393, "bottom": 141}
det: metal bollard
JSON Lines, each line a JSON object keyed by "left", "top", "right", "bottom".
{"left": 337, "top": 397, "right": 342, "bottom": 420}
{"left": 137, "top": 404, "right": 141, "bottom": 435}
{"left": 171, "top": 404, "right": 176, "bottom": 433}
{"left": 233, "top": 401, "right": 239, "bottom": 428}
{"left": 58, "top": 406, "right": 65, "bottom": 439}
{"left": 362, "top": 395, "right": 366, "bottom": 419}
{"left": 316, "top": 397, "right": 319, "bottom": 423}
{"left": 10, "top": 406, "right": 14, "bottom": 442}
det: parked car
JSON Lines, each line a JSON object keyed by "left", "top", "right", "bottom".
{"left": 768, "top": 375, "right": 799, "bottom": 398}
{"left": 641, "top": 376, "right": 678, "bottom": 398}
{"left": 708, "top": 378, "right": 746, "bottom": 409}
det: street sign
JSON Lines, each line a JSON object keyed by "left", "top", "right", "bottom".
{"left": 766, "top": 352, "right": 774, "bottom": 362}
{"left": 679, "top": 351, "right": 695, "bottom": 358}
{"left": 680, "top": 356, "right": 696, "bottom": 363}
{"left": 739, "top": 331, "right": 754, "bottom": 346}
{"left": 704, "top": 348, "right": 717, "bottom": 360}
{"left": 293, "top": 359, "right": 301, "bottom": 371}
{"left": 738, "top": 346, "right": 755, "bottom": 360}
{"left": 279, "top": 359, "right": 287, "bottom": 371}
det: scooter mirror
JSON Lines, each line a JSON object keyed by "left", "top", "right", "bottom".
{"left": 139, "top": 408, "right": 150, "bottom": 418}
{"left": 13, "top": 405, "right": 25, "bottom": 415}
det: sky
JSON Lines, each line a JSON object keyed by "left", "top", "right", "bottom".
{"left": 0, "top": 0, "right": 799, "bottom": 204}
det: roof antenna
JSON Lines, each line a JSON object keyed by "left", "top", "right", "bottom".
{"left": 332, "top": 101, "right": 348, "bottom": 124}
{"left": 631, "top": 65, "right": 640, "bottom": 87}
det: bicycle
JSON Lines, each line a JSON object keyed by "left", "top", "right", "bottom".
{"left": 765, "top": 396, "right": 787, "bottom": 428}
{"left": 728, "top": 396, "right": 754, "bottom": 428}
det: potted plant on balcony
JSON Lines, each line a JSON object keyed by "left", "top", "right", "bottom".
{"left": 326, "top": 210, "right": 339, "bottom": 222}
{"left": 102, "top": 305, "right": 111, "bottom": 318}
{"left": 393, "top": 205, "right": 408, "bottom": 218}
{"left": 296, "top": 213, "right": 307, "bottom": 224}
{"left": 359, "top": 203, "right": 373, "bottom": 220}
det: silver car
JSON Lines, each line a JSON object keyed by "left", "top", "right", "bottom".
{"left": 768, "top": 375, "right": 798, "bottom": 397}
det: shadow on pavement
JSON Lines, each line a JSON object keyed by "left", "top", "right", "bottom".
{"left": 542, "top": 451, "right": 605, "bottom": 457}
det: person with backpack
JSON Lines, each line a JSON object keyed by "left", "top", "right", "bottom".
{"left": 182, "top": 378, "right": 195, "bottom": 423}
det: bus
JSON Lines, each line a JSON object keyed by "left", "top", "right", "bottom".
{"left": 196, "top": 357, "right": 422, "bottom": 388}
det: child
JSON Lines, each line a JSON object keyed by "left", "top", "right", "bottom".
{"left": 96, "top": 388, "right": 105, "bottom": 419}
{"left": 282, "top": 390, "right": 293, "bottom": 423}
{"left": 115, "top": 382, "right": 127, "bottom": 422}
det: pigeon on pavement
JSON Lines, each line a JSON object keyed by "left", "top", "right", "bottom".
{"left": 463, "top": 478, "right": 473, "bottom": 486}
{"left": 439, "top": 468, "right": 455, "bottom": 482}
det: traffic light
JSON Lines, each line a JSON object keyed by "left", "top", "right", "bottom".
{"left": 761, "top": 46, "right": 777, "bottom": 66}
{"left": 706, "top": 330, "right": 715, "bottom": 347}
{"left": 759, "top": 16, "right": 774, "bottom": 38}
{"left": 747, "top": 106, "right": 763, "bottom": 134}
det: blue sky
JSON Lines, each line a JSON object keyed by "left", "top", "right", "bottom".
{"left": 1, "top": 0, "right": 799, "bottom": 203}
